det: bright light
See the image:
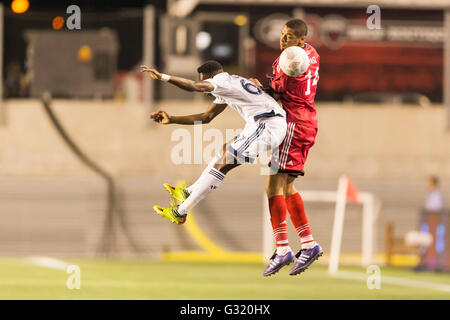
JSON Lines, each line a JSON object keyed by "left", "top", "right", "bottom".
{"left": 11, "top": 0, "right": 29, "bottom": 14}
{"left": 52, "top": 16, "right": 65, "bottom": 30}
{"left": 196, "top": 32, "right": 212, "bottom": 51}
{"left": 234, "top": 15, "right": 248, "bottom": 27}
{"left": 212, "top": 44, "right": 232, "bottom": 58}
{"left": 78, "top": 45, "right": 93, "bottom": 62}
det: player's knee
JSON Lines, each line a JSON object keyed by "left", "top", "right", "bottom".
{"left": 284, "top": 180, "right": 297, "bottom": 197}
{"left": 265, "top": 183, "right": 273, "bottom": 197}
{"left": 214, "top": 161, "right": 239, "bottom": 175}
{"left": 213, "top": 162, "right": 226, "bottom": 173}
{"left": 265, "top": 175, "right": 284, "bottom": 198}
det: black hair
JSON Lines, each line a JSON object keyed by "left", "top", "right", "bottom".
{"left": 429, "top": 175, "right": 439, "bottom": 186}
{"left": 285, "top": 19, "right": 308, "bottom": 37}
{"left": 197, "top": 60, "right": 223, "bottom": 78}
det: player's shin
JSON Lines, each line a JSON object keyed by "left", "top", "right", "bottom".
{"left": 186, "top": 153, "right": 222, "bottom": 194}
{"left": 177, "top": 167, "right": 225, "bottom": 215}
{"left": 269, "top": 195, "right": 292, "bottom": 255}
{"left": 285, "top": 192, "right": 316, "bottom": 249}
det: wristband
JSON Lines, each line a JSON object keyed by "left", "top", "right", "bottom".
{"left": 160, "top": 73, "right": 171, "bottom": 82}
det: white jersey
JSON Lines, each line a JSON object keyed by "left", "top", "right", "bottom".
{"left": 205, "top": 72, "right": 286, "bottom": 123}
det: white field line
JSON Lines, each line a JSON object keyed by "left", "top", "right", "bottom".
{"left": 27, "top": 256, "right": 72, "bottom": 271}
{"left": 334, "top": 270, "right": 450, "bottom": 293}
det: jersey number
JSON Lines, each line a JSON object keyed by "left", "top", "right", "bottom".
{"left": 240, "top": 79, "right": 262, "bottom": 95}
{"left": 304, "top": 67, "right": 319, "bottom": 96}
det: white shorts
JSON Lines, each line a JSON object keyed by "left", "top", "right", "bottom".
{"left": 227, "top": 115, "right": 287, "bottom": 163}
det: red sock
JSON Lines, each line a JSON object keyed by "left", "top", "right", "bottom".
{"left": 285, "top": 193, "right": 314, "bottom": 247}
{"left": 268, "top": 195, "right": 289, "bottom": 247}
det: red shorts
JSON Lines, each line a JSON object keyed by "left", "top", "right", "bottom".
{"left": 270, "top": 122, "right": 318, "bottom": 177}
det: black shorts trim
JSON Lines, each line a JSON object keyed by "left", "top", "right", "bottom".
{"left": 268, "top": 162, "right": 305, "bottom": 177}
{"left": 278, "top": 169, "right": 305, "bottom": 178}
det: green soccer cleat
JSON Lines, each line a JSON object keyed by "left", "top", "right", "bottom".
{"left": 153, "top": 203, "right": 187, "bottom": 225}
{"left": 163, "top": 183, "right": 190, "bottom": 202}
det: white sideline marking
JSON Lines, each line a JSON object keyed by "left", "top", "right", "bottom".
{"left": 27, "top": 256, "right": 72, "bottom": 271}
{"left": 334, "top": 270, "right": 450, "bottom": 293}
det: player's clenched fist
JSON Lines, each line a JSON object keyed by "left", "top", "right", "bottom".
{"left": 150, "top": 111, "right": 171, "bottom": 124}
{"left": 140, "top": 65, "right": 162, "bottom": 80}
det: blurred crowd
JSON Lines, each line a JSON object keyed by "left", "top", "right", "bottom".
{"left": 4, "top": 60, "right": 29, "bottom": 98}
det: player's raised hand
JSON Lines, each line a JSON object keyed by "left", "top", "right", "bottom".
{"left": 150, "top": 111, "right": 171, "bottom": 124}
{"left": 248, "top": 78, "right": 263, "bottom": 88}
{"left": 140, "top": 65, "right": 162, "bottom": 80}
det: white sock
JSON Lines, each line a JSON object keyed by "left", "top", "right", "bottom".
{"left": 186, "top": 154, "right": 221, "bottom": 194}
{"left": 302, "top": 241, "right": 316, "bottom": 249}
{"left": 178, "top": 167, "right": 225, "bottom": 215}
{"left": 276, "top": 245, "right": 292, "bottom": 256}
{"left": 185, "top": 182, "right": 197, "bottom": 196}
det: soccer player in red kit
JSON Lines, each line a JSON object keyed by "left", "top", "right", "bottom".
{"left": 255, "top": 19, "right": 323, "bottom": 276}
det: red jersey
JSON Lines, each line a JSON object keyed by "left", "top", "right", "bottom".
{"left": 270, "top": 43, "right": 320, "bottom": 128}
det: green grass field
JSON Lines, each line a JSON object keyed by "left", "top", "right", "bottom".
{"left": 0, "top": 258, "right": 449, "bottom": 299}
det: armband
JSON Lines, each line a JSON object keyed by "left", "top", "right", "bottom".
{"left": 160, "top": 73, "right": 171, "bottom": 82}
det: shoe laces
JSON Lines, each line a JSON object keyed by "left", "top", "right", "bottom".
{"left": 295, "top": 249, "right": 305, "bottom": 259}
{"left": 269, "top": 250, "right": 277, "bottom": 261}
{"left": 169, "top": 199, "right": 182, "bottom": 216}
{"left": 169, "top": 198, "right": 178, "bottom": 208}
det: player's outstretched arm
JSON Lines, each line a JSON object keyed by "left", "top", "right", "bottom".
{"left": 248, "top": 77, "right": 281, "bottom": 101}
{"left": 150, "top": 103, "right": 227, "bottom": 125}
{"left": 140, "top": 65, "right": 214, "bottom": 93}
{"left": 248, "top": 78, "right": 263, "bottom": 87}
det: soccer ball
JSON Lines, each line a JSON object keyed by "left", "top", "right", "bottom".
{"left": 279, "top": 46, "right": 310, "bottom": 77}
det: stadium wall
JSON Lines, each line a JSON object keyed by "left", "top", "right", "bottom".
{"left": 0, "top": 99, "right": 449, "bottom": 181}
{"left": 0, "top": 99, "right": 448, "bottom": 258}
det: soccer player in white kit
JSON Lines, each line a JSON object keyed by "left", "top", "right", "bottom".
{"left": 141, "top": 61, "right": 287, "bottom": 225}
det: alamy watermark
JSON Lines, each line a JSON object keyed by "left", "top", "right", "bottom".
{"left": 66, "top": 264, "right": 81, "bottom": 290}
{"left": 52, "top": 5, "right": 81, "bottom": 30}
{"left": 169, "top": 122, "right": 280, "bottom": 175}
{"left": 366, "top": 265, "right": 381, "bottom": 290}
{"left": 366, "top": 5, "right": 381, "bottom": 30}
